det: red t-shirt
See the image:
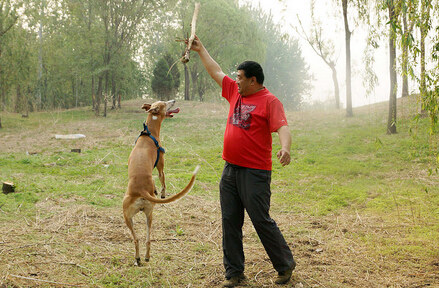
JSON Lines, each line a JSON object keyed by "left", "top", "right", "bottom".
{"left": 221, "top": 75, "right": 288, "bottom": 170}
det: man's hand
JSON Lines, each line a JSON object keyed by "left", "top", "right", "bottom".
{"left": 276, "top": 126, "right": 291, "bottom": 167}
{"left": 188, "top": 35, "right": 203, "bottom": 52}
{"left": 188, "top": 35, "right": 225, "bottom": 87}
{"left": 277, "top": 149, "right": 291, "bottom": 166}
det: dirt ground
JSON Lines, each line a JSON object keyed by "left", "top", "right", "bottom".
{"left": 1, "top": 194, "right": 438, "bottom": 287}
{"left": 1, "top": 100, "right": 438, "bottom": 287}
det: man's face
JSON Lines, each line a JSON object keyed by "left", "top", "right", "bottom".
{"left": 236, "top": 70, "right": 253, "bottom": 96}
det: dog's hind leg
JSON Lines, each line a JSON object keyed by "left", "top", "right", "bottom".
{"left": 123, "top": 200, "right": 141, "bottom": 266}
{"left": 157, "top": 160, "right": 166, "bottom": 199}
{"left": 144, "top": 210, "right": 153, "bottom": 261}
{"left": 153, "top": 179, "right": 158, "bottom": 196}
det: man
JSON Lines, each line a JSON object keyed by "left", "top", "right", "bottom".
{"left": 190, "top": 36, "right": 296, "bottom": 287}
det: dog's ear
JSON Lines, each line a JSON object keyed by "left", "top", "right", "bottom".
{"left": 146, "top": 106, "right": 160, "bottom": 114}
{"left": 141, "top": 104, "right": 151, "bottom": 111}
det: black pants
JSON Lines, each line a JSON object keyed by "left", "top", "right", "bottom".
{"left": 219, "top": 162, "right": 295, "bottom": 278}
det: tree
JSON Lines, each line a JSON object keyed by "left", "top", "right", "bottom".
{"left": 151, "top": 56, "right": 176, "bottom": 101}
{"left": 386, "top": 0, "right": 398, "bottom": 134}
{"left": 177, "top": 0, "right": 266, "bottom": 101}
{"left": 415, "top": 0, "right": 438, "bottom": 135}
{"left": 342, "top": 0, "right": 353, "bottom": 117}
{"left": 0, "top": 0, "right": 19, "bottom": 109}
{"left": 260, "top": 21, "right": 310, "bottom": 109}
{"left": 164, "top": 53, "right": 181, "bottom": 95}
{"left": 296, "top": 1, "right": 340, "bottom": 109}
{"left": 361, "top": 0, "right": 403, "bottom": 134}
{"left": 419, "top": 0, "right": 431, "bottom": 105}
{"left": 400, "top": 0, "right": 416, "bottom": 98}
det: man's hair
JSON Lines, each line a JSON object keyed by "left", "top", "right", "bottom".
{"left": 237, "top": 61, "right": 264, "bottom": 85}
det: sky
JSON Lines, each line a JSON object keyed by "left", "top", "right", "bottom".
{"left": 245, "top": 0, "right": 398, "bottom": 108}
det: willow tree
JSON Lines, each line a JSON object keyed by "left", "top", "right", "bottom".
{"left": 387, "top": 0, "right": 398, "bottom": 134}
{"left": 416, "top": 0, "right": 438, "bottom": 136}
{"left": 401, "top": 0, "right": 416, "bottom": 98}
{"left": 419, "top": 0, "right": 431, "bottom": 97}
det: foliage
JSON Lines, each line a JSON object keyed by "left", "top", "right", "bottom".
{"left": 248, "top": 6, "right": 311, "bottom": 110}
{"left": 365, "top": 0, "right": 438, "bottom": 135}
{"left": 164, "top": 53, "right": 181, "bottom": 93}
{"left": 383, "top": 0, "right": 439, "bottom": 164}
{"left": 0, "top": 0, "right": 311, "bottom": 112}
{"left": 0, "top": 0, "right": 158, "bottom": 113}
{"left": 151, "top": 54, "right": 180, "bottom": 101}
{"left": 172, "top": 0, "right": 266, "bottom": 101}
{"left": 263, "top": 33, "right": 311, "bottom": 110}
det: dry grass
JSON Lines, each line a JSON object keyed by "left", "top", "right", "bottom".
{"left": 2, "top": 196, "right": 437, "bottom": 287}
{"left": 1, "top": 97, "right": 438, "bottom": 287}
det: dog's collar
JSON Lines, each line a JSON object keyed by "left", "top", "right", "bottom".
{"left": 135, "top": 122, "right": 165, "bottom": 168}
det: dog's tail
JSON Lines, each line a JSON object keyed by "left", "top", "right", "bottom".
{"left": 143, "top": 165, "right": 200, "bottom": 204}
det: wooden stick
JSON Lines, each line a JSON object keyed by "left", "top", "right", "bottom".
{"left": 181, "top": 3, "right": 200, "bottom": 63}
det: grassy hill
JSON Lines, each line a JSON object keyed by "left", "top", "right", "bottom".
{"left": 0, "top": 96, "right": 438, "bottom": 287}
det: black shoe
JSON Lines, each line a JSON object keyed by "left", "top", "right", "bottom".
{"left": 222, "top": 272, "right": 246, "bottom": 287}
{"left": 275, "top": 262, "right": 296, "bottom": 285}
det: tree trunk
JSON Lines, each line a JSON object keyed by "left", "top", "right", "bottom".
{"left": 420, "top": 0, "right": 426, "bottom": 96}
{"left": 342, "top": 0, "right": 353, "bottom": 117}
{"left": 1, "top": 86, "right": 5, "bottom": 110}
{"left": 96, "top": 76, "right": 103, "bottom": 116}
{"left": 27, "top": 86, "right": 33, "bottom": 112}
{"left": 15, "top": 84, "right": 21, "bottom": 113}
{"left": 37, "top": 0, "right": 44, "bottom": 110}
{"left": 92, "top": 76, "right": 96, "bottom": 111}
{"left": 190, "top": 68, "right": 198, "bottom": 101}
{"left": 387, "top": 0, "right": 397, "bottom": 135}
{"left": 330, "top": 63, "right": 340, "bottom": 109}
{"left": 184, "top": 63, "right": 190, "bottom": 101}
{"left": 88, "top": 0, "right": 95, "bottom": 111}
{"left": 103, "top": 9, "right": 110, "bottom": 118}
{"left": 71, "top": 78, "right": 76, "bottom": 108}
{"left": 75, "top": 76, "right": 79, "bottom": 107}
{"left": 401, "top": 7, "right": 409, "bottom": 98}
{"left": 104, "top": 71, "right": 108, "bottom": 117}
{"left": 419, "top": 0, "right": 431, "bottom": 117}
{"left": 0, "top": 42, "right": 3, "bottom": 110}
{"left": 198, "top": 79, "right": 205, "bottom": 102}
{"left": 111, "top": 73, "right": 116, "bottom": 110}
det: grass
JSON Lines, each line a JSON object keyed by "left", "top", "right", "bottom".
{"left": 0, "top": 96, "right": 438, "bottom": 287}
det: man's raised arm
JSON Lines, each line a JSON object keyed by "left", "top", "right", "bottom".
{"left": 190, "top": 35, "right": 225, "bottom": 87}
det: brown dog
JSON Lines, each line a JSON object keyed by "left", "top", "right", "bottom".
{"left": 123, "top": 100, "right": 199, "bottom": 266}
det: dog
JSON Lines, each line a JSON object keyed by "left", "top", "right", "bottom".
{"left": 123, "top": 100, "right": 200, "bottom": 266}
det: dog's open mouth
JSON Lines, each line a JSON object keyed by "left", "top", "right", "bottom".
{"left": 166, "top": 108, "right": 180, "bottom": 117}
